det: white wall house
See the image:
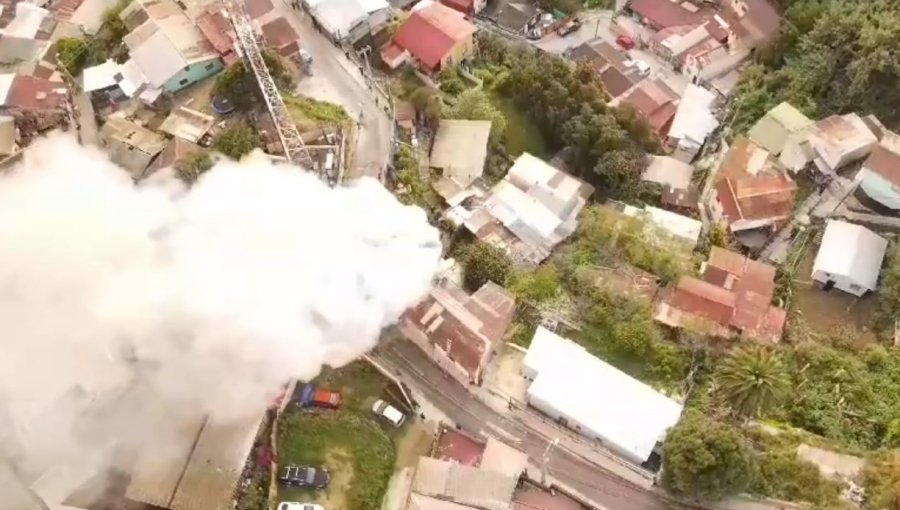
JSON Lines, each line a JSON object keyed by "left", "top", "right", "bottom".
{"left": 812, "top": 220, "right": 888, "bottom": 297}
{"left": 522, "top": 327, "right": 683, "bottom": 465}
{"left": 857, "top": 133, "right": 900, "bottom": 211}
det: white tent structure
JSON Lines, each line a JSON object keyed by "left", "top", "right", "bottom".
{"left": 812, "top": 219, "right": 888, "bottom": 297}
{"left": 522, "top": 327, "right": 683, "bottom": 464}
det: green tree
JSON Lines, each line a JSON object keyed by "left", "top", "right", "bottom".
{"left": 864, "top": 451, "right": 900, "bottom": 510}
{"left": 445, "top": 89, "right": 508, "bottom": 142}
{"left": 213, "top": 124, "right": 259, "bottom": 159}
{"left": 716, "top": 346, "right": 790, "bottom": 418}
{"left": 510, "top": 265, "right": 559, "bottom": 303}
{"left": 592, "top": 149, "right": 650, "bottom": 201}
{"left": 102, "top": 0, "right": 131, "bottom": 43}
{"left": 57, "top": 38, "right": 90, "bottom": 76}
{"left": 458, "top": 242, "right": 512, "bottom": 291}
{"left": 439, "top": 65, "right": 466, "bottom": 95}
{"left": 662, "top": 412, "right": 755, "bottom": 500}
{"left": 213, "top": 50, "right": 294, "bottom": 111}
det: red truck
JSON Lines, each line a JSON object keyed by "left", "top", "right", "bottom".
{"left": 299, "top": 384, "right": 342, "bottom": 409}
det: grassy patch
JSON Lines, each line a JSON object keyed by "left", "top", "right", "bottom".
{"left": 277, "top": 362, "right": 417, "bottom": 510}
{"left": 285, "top": 96, "right": 351, "bottom": 131}
{"left": 488, "top": 92, "right": 548, "bottom": 158}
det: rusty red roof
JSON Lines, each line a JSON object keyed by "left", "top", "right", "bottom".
{"left": 716, "top": 172, "right": 796, "bottom": 226}
{"left": 435, "top": 428, "right": 485, "bottom": 466}
{"left": 196, "top": 11, "right": 235, "bottom": 59}
{"left": 623, "top": 79, "right": 679, "bottom": 135}
{"left": 629, "top": 0, "right": 714, "bottom": 29}
{"left": 666, "top": 248, "right": 783, "bottom": 342}
{"left": 262, "top": 17, "right": 298, "bottom": 52}
{"left": 863, "top": 142, "right": 900, "bottom": 188}
{"left": 440, "top": 0, "right": 472, "bottom": 14}
{"left": 3, "top": 75, "right": 67, "bottom": 111}
{"left": 245, "top": 0, "right": 273, "bottom": 19}
{"left": 402, "top": 281, "right": 515, "bottom": 383}
{"left": 393, "top": 2, "right": 474, "bottom": 72}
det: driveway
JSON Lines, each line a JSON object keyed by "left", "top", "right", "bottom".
{"left": 271, "top": 1, "right": 392, "bottom": 181}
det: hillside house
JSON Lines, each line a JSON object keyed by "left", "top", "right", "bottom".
{"left": 451, "top": 153, "right": 594, "bottom": 265}
{"left": 779, "top": 113, "right": 878, "bottom": 175}
{"left": 655, "top": 247, "right": 786, "bottom": 343}
{"left": 383, "top": 1, "right": 476, "bottom": 73}
{"left": 400, "top": 280, "right": 515, "bottom": 386}
{"left": 99, "top": 114, "right": 167, "bottom": 178}
{"left": 748, "top": 102, "right": 813, "bottom": 156}
{"left": 666, "top": 84, "right": 718, "bottom": 162}
{"left": 622, "top": 203, "right": 702, "bottom": 247}
{"left": 857, "top": 131, "right": 900, "bottom": 211}
{"left": 430, "top": 119, "right": 492, "bottom": 205}
{"left": 522, "top": 327, "right": 683, "bottom": 466}
{"left": 569, "top": 39, "right": 641, "bottom": 99}
{"left": 120, "top": 0, "right": 224, "bottom": 97}
{"left": 812, "top": 220, "right": 888, "bottom": 297}
{"left": 710, "top": 138, "right": 796, "bottom": 247}
{"left": 620, "top": 78, "right": 679, "bottom": 137}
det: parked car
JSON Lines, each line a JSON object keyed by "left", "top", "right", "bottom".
{"left": 556, "top": 17, "right": 582, "bottom": 37}
{"left": 371, "top": 399, "right": 405, "bottom": 427}
{"left": 279, "top": 503, "right": 324, "bottom": 510}
{"left": 279, "top": 465, "right": 330, "bottom": 489}
{"left": 298, "top": 384, "right": 342, "bottom": 409}
{"left": 615, "top": 34, "right": 635, "bottom": 50}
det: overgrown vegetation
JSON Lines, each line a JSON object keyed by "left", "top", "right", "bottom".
{"left": 457, "top": 241, "right": 513, "bottom": 291}
{"left": 176, "top": 153, "right": 214, "bottom": 184}
{"left": 874, "top": 245, "right": 900, "bottom": 340}
{"left": 278, "top": 362, "right": 406, "bottom": 510}
{"left": 393, "top": 145, "right": 439, "bottom": 212}
{"left": 213, "top": 124, "right": 260, "bottom": 159}
{"left": 731, "top": 0, "right": 900, "bottom": 134}
{"left": 214, "top": 51, "right": 294, "bottom": 111}
{"left": 285, "top": 96, "right": 351, "bottom": 131}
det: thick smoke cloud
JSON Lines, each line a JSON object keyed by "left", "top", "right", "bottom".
{"left": 0, "top": 134, "right": 440, "bottom": 480}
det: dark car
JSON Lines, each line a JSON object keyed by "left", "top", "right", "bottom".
{"left": 279, "top": 465, "right": 330, "bottom": 489}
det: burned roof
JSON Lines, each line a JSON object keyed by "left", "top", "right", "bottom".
{"left": 661, "top": 248, "right": 784, "bottom": 342}
{"left": 402, "top": 281, "right": 515, "bottom": 382}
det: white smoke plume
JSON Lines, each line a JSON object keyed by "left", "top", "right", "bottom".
{"left": 0, "top": 134, "right": 440, "bottom": 483}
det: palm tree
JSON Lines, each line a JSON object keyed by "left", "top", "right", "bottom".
{"left": 716, "top": 346, "right": 791, "bottom": 418}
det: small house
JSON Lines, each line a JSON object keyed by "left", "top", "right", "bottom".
{"left": 430, "top": 119, "right": 492, "bottom": 205}
{"left": 812, "top": 220, "right": 888, "bottom": 297}
{"left": 383, "top": 1, "right": 476, "bottom": 74}
{"left": 748, "top": 102, "right": 813, "bottom": 156}
{"left": 655, "top": 247, "right": 786, "bottom": 343}
{"left": 99, "top": 114, "right": 167, "bottom": 179}
{"left": 400, "top": 280, "right": 515, "bottom": 386}
{"left": 667, "top": 84, "right": 718, "bottom": 162}
{"left": 780, "top": 113, "right": 878, "bottom": 175}
{"left": 857, "top": 131, "right": 900, "bottom": 211}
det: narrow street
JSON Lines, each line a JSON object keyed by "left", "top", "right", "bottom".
{"left": 371, "top": 336, "right": 675, "bottom": 510}
{"left": 272, "top": 1, "right": 392, "bottom": 181}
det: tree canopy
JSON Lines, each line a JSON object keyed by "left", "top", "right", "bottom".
{"left": 662, "top": 412, "right": 755, "bottom": 500}
{"left": 213, "top": 124, "right": 259, "bottom": 160}
{"left": 731, "top": 0, "right": 900, "bottom": 133}
{"left": 445, "top": 89, "right": 508, "bottom": 142}
{"left": 457, "top": 241, "right": 512, "bottom": 291}
{"left": 716, "top": 346, "right": 790, "bottom": 419}
{"left": 476, "top": 33, "right": 657, "bottom": 200}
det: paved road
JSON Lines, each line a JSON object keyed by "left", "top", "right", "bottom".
{"left": 371, "top": 336, "right": 676, "bottom": 510}
{"left": 272, "top": 2, "right": 392, "bottom": 181}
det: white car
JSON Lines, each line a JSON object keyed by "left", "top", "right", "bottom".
{"left": 371, "top": 399, "right": 406, "bottom": 427}
{"left": 279, "top": 503, "right": 324, "bottom": 510}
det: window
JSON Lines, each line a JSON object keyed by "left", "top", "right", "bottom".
{"left": 178, "top": 78, "right": 189, "bottom": 86}
{"left": 204, "top": 62, "right": 215, "bottom": 71}
{"left": 184, "top": 65, "right": 190, "bottom": 71}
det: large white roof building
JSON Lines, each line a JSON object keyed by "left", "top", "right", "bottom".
{"left": 523, "top": 327, "right": 683, "bottom": 464}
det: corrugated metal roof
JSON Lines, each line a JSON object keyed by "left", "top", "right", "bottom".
{"left": 813, "top": 219, "right": 888, "bottom": 292}
{"left": 524, "top": 327, "right": 683, "bottom": 463}
{"left": 479, "top": 439, "right": 527, "bottom": 479}
{"left": 159, "top": 106, "right": 215, "bottom": 143}
{"left": 412, "top": 457, "right": 517, "bottom": 510}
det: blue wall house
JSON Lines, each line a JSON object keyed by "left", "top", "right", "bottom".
{"left": 120, "top": 0, "right": 224, "bottom": 97}
{"left": 857, "top": 135, "right": 900, "bottom": 211}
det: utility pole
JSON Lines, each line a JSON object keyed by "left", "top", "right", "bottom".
{"left": 540, "top": 438, "right": 559, "bottom": 486}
